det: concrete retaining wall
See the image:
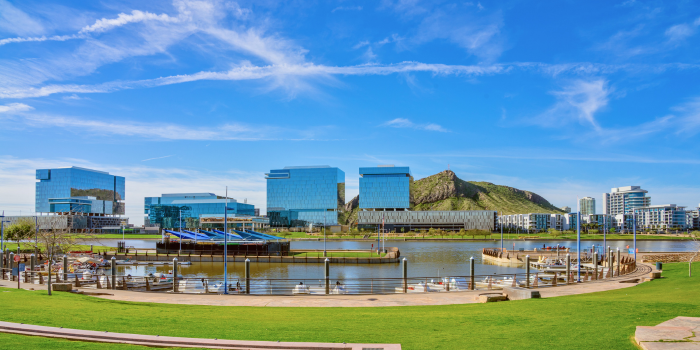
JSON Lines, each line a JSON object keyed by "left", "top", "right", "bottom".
{"left": 641, "top": 253, "right": 698, "bottom": 263}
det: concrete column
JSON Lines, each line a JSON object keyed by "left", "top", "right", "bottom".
{"left": 8, "top": 252, "right": 13, "bottom": 281}
{"left": 244, "top": 258, "right": 250, "bottom": 295}
{"left": 30, "top": 254, "right": 35, "bottom": 282}
{"left": 63, "top": 255, "right": 68, "bottom": 282}
{"left": 566, "top": 254, "right": 571, "bottom": 284}
{"left": 172, "top": 258, "right": 178, "bottom": 293}
{"left": 616, "top": 248, "right": 621, "bottom": 276}
{"left": 469, "top": 257, "right": 475, "bottom": 290}
{"left": 402, "top": 258, "right": 408, "bottom": 293}
{"left": 593, "top": 252, "right": 598, "bottom": 280}
{"left": 525, "top": 255, "right": 531, "bottom": 288}
{"left": 111, "top": 257, "right": 117, "bottom": 290}
{"left": 324, "top": 258, "right": 330, "bottom": 295}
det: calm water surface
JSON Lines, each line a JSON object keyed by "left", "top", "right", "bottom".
{"left": 84, "top": 239, "right": 695, "bottom": 280}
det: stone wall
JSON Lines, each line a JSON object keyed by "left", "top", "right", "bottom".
{"left": 642, "top": 253, "right": 698, "bottom": 263}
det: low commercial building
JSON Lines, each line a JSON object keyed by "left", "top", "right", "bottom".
{"left": 2, "top": 214, "right": 127, "bottom": 232}
{"left": 358, "top": 210, "right": 495, "bottom": 231}
{"left": 144, "top": 193, "right": 255, "bottom": 229}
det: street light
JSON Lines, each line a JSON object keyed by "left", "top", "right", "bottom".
{"left": 224, "top": 186, "right": 229, "bottom": 294}
{"left": 1, "top": 210, "right": 9, "bottom": 252}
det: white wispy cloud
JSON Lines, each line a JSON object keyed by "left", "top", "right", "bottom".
{"left": 0, "top": 0, "right": 45, "bottom": 36}
{"left": 141, "top": 155, "right": 174, "bottom": 162}
{"left": 0, "top": 103, "right": 34, "bottom": 113}
{"left": 381, "top": 118, "right": 448, "bottom": 132}
{"left": 534, "top": 79, "right": 610, "bottom": 131}
{"left": 332, "top": 6, "right": 363, "bottom": 13}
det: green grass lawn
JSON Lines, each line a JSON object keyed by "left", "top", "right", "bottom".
{"left": 2, "top": 242, "right": 113, "bottom": 253}
{"left": 0, "top": 262, "right": 698, "bottom": 349}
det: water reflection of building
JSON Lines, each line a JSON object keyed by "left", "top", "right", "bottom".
{"left": 266, "top": 166, "right": 345, "bottom": 227}
{"left": 144, "top": 193, "right": 256, "bottom": 229}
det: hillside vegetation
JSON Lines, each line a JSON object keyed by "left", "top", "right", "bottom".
{"left": 340, "top": 170, "right": 564, "bottom": 225}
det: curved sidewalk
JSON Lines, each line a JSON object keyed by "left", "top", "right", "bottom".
{"left": 0, "top": 264, "right": 653, "bottom": 307}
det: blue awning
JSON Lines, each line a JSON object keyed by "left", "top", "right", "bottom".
{"left": 212, "top": 229, "right": 244, "bottom": 240}
{"left": 182, "top": 229, "right": 211, "bottom": 240}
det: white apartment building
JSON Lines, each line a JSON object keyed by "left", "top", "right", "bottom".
{"left": 686, "top": 205, "right": 699, "bottom": 230}
{"left": 579, "top": 197, "right": 596, "bottom": 216}
{"left": 634, "top": 204, "right": 688, "bottom": 230}
{"left": 499, "top": 213, "right": 566, "bottom": 232}
{"left": 603, "top": 186, "right": 651, "bottom": 215}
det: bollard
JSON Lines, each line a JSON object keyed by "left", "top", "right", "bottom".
{"left": 245, "top": 258, "right": 250, "bottom": 295}
{"left": 8, "top": 252, "right": 14, "bottom": 281}
{"left": 469, "top": 257, "right": 475, "bottom": 290}
{"left": 525, "top": 255, "right": 531, "bottom": 288}
{"left": 566, "top": 254, "right": 571, "bottom": 284}
{"left": 63, "top": 255, "right": 68, "bottom": 282}
{"left": 402, "top": 258, "right": 408, "bottom": 293}
{"left": 173, "top": 258, "right": 179, "bottom": 293}
{"left": 324, "top": 258, "right": 330, "bottom": 295}
{"left": 111, "top": 257, "right": 116, "bottom": 290}
{"left": 593, "top": 252, "right": 598, "bottom": 280}
{"left": 616, "top": 248, "right": 621, "bottom": 276}
{"left": 30, "top": 254, "right": 35, "bottom": 283}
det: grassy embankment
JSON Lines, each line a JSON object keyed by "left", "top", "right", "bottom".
{"left": 2, "top": 242, "right": 112, "bottom": 253}
{"left": 0, "top": 262, "right": 698, "bottom": 349}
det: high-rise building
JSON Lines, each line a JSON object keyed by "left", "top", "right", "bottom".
{"left": 144, "top": 193, "right": 255, "bottom": 229}
{"left": 35, "top": 167, "right": 125, "bottom": 215}
{"left": 602, "top": 186, "right": 651, "bottom": 215}
{"left": 359, "top": 165, "right": 411, "bottom": 210}
{"left": 579, "top": 197, "right": 596, "bottom": 216}
{"left": 265, "top": 166, "right": 345, "bottom": 227}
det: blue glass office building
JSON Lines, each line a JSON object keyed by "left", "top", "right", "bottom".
{"left": 359, "top": 166, "right": 411, "bottom": 209}
{"left": 144, "top": 193, "right": 255, "bottom": 229}
{"left": 36, "top": 167, "right": 125, "bottom": 215}
{"left": 266, "top": 166, "right": 345, "bottom": 227}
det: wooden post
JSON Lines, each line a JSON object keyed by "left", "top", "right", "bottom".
{"left": 96, "top": 276, "right": 102, "bottom": 289}
{"left": 145, "top": 277, "right": 150, "bottom": 291}
{"left": 173, "top": 258, "right": 179, "bottom": 293}
{"left": 525, "top": 255, "right": 531, "bottom": 288}
{"left": 402, "top": 258, "right": 408, "bottom": 293}
{"left": 552, "top": 272, "right": 557, "bottom": 286}
{"left": 39, "top": 272, "right": 44, "bottom": 285}
{"left": 593, "top": 252, "right": 598, "bottom": 280}
{"left": 122, "top": 276, "right": 127, "bottom": 290}
{"left": 245, "top": 258, "right": 250, "bottom": 295}
{"left": 469, "top": 257, "right": 475, "bottom": 290}
{"left": 616, "top": 248, "right": 621, "bottom": 277}
{"left": 566, "top": 254, "right": 571, "bottom": 284}
{"left": 110, "top": 257, "right": 116, "bottom": 290}
{"left": 75, "top": 274, "right": 81, "bottom": 288}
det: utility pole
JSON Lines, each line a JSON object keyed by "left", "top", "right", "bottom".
{"left": 224, "top": 187, "right": 228, "bottom": 294}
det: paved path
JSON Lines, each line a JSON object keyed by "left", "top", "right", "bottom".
{"left": 0, "top": 263, "right": 652, "bottom": 307}
{"left": 0, "top": 321, "right": 401, "bottom": 350}
{"left": 635, "top": 317, "right": 700, "bottom": 349}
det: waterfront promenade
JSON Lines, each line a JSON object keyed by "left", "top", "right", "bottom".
{"left": 0, "top": 263, "right": 652, "bottom": 307}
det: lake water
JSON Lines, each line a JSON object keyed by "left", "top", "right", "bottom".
{"left": 83, "top": 238, "right": 696, "bottom": 280}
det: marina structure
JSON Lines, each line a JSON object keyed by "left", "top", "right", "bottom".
{"left": 265, "top": 166, "right": 345, "bottom": 227}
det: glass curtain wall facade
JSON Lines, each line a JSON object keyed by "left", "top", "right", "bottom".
{"left": 36, "top": 167, "right": 125, "bottom": 215}
{"left": 144, "top": 193, "right": 255, "bottom": 229}
{"left": 359, "top": 166, "right": 411, "bottom": 209}
{"left": 579, "top": 197, "right": 596, "bottom": 216}
{"left": 634, "top": 205, "right": 687, "bottom": 229}
{"left": 266, "top": 166, "right": 345, "bottom": 227}
{"left": 603, "top": 186, "right": 651, "bottom": 215}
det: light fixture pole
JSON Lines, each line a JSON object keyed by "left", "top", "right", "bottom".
{"left": 179, "top": 208, "right": 182, "bottom": 252}
{"left": 577, "top": 211, "right": 581, "bottom": 282}
{"left": 633, "top": 211, "right": 637, "bottom": 261}
{"left": 1, "top": 210, "right": 7, "bottom": 252}
{"left": 34, "top": 215, "right": 38, "bottom": 256}
{"left": 603, "top": 215, "right": 606, "bottom": 259}
{"left": 323, "top": 210, "right": 327, "bottom": 257}
{"left": 500, "top": 211, "right": 503, "bottom": 251}
{"left": 224, "top": 187, "right": 228, "bottom": 294}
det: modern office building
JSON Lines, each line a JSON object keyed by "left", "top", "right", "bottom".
{"left": 36, "top": 166, "right": 125, "bottom": 215}
{"left": 579, "top": 197, "right": 596, "bottom": 216}
{"left": 634, "top": 204, "right": 687, "bottom": 230}
{"left": 266, "top": 166, "right": 345, "bottom": 227}
{"left": 144, "top": 193, "right": 255, "bottom": 229}
{"left": 687, "top": 206, "right": 700, "bottom": 230}
{"left": 603, "top": 186, "right": 651, "bottom": 215}
{"left": 560, "top": 206, "right": 571, "bottom": 213}
{"left": 359, "top": 165, "right": 411, "bottom": 210}
{"left": 359, "top": 210, "right": 495, "bottom": 231}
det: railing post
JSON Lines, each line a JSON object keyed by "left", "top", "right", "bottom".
{"left": 8, "top": 252, "right": 13, "bottom": 281}
{"left": 245, "top": 258, "right": 250, "bottom": 295}
{"left": 324, "top": 258, "right": 330, "bottom": 295}
{"left": 593, "top": 251, "right": 598, "bottom": 280}
{"left": 30, "top": 254, "right": 36, "bottom": 283}
{"left": 470, "top": 257, "right": 475, "bottom": 290}
{"left": 402, "top": 258, "right": 408, "bottom": 293}
{"left": 566, "top": 254, "right": 571, "bottom": 284}
{"left": 63, "top": 255, "right": 68, "bottom": 282}
{"left": 172, "top": 258, "right": 178, "bottom": 293}
{"left": 525, "top": 255, "right": 530, "bottom": 288}
{"left": 111, "top": 257, "right": 116, "bottom": 290}
{"left": 616, "top": 248, "right": 621, "bottom": 276}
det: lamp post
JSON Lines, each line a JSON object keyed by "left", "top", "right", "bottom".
{"left": 323, "top": 209, "right": 327, "bottom": 258}
{"left": 1, "top": 210, "right": 7, "bottom": 252}
{"left": 577, "top": 211, "right": 581, "bottom": 282}
{"left": 224, "top": 186, "right": 228, "bottom": 294}
{"left": 633, "top": 211, "right": 637, "bottom": 261}
{"left": 500, "top": 211, "right": 503, "bottom": 251}
{"left": 603, "top": 215, "right": 606, "bottom": 260}
{"left": 179, "top": 209, "right": 182, "bottom": 252}
{"left": 34, "top": 216, "right": 38, "bottom": 256}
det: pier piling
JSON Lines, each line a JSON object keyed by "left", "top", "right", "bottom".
{"left": 245, "top": 258, "right": 250, "bottom": 295}
{"left": 566, "top": 254, "right": 571, "bottom": 284}
{"left": 30, "top": 254, "right": 35, "bottom": 282}
{"left": 111, "top": 257, "right": 116, "bottom": 290}
{"left": 593, "top": 252, "right": 598, "bottom": 280}
{"left": 172, "top": 258, "right": 178, "bottom": 293}
{"left": 63, "top": 256, "right": 68, "bottom": 282}
{"left": 525, "top": 255, "right": 530, "bottom": 288}
{"left": 402, "top": 258, "right": 408, "bottom": 293}
{"left": 324, "top": 258, "right": 330, "bottom": 295}
{"left": 469, "top": 257, "right": 475, "bottom": 290}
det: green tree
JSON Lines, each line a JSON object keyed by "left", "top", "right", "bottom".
{"left": 6, "top": 217, "right": 35, "bottom": 242}
{"left": 459, "top": 228, "right": 466, "bottom": 239}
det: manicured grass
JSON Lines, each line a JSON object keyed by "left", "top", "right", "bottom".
{"left": 71, "top": 234, "right": 161, "bottom": 239}
{"left": 2, "top": 242, "right": 112, "bottom": 253}
{"left": 0, "top": 262, "right": 698, "bottom": 349}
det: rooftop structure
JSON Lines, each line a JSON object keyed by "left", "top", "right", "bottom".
{"left": 359, "top": 165, "right": 411, "bottom": 210}
{"left": 35, "top": 166, "right": 125, "bottom": 216}
{"left": 266, "top": 166, "right": 345, "bottom": 227}
{"left": 144, "top": 193, "right": 255, "bottom": 229}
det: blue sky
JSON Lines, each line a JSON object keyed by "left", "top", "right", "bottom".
{"left": 1, "top": 0, "right": 699, "bottom": 225}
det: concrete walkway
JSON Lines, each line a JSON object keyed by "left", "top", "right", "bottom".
{"left": 635, "top": 317, "right": 700, "bottom": 349}
{"left": 0, "top": 263, "right": 652, "bottom": 307}
{"left": 0, "top": 321, "right": 401, "bottom": 350}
